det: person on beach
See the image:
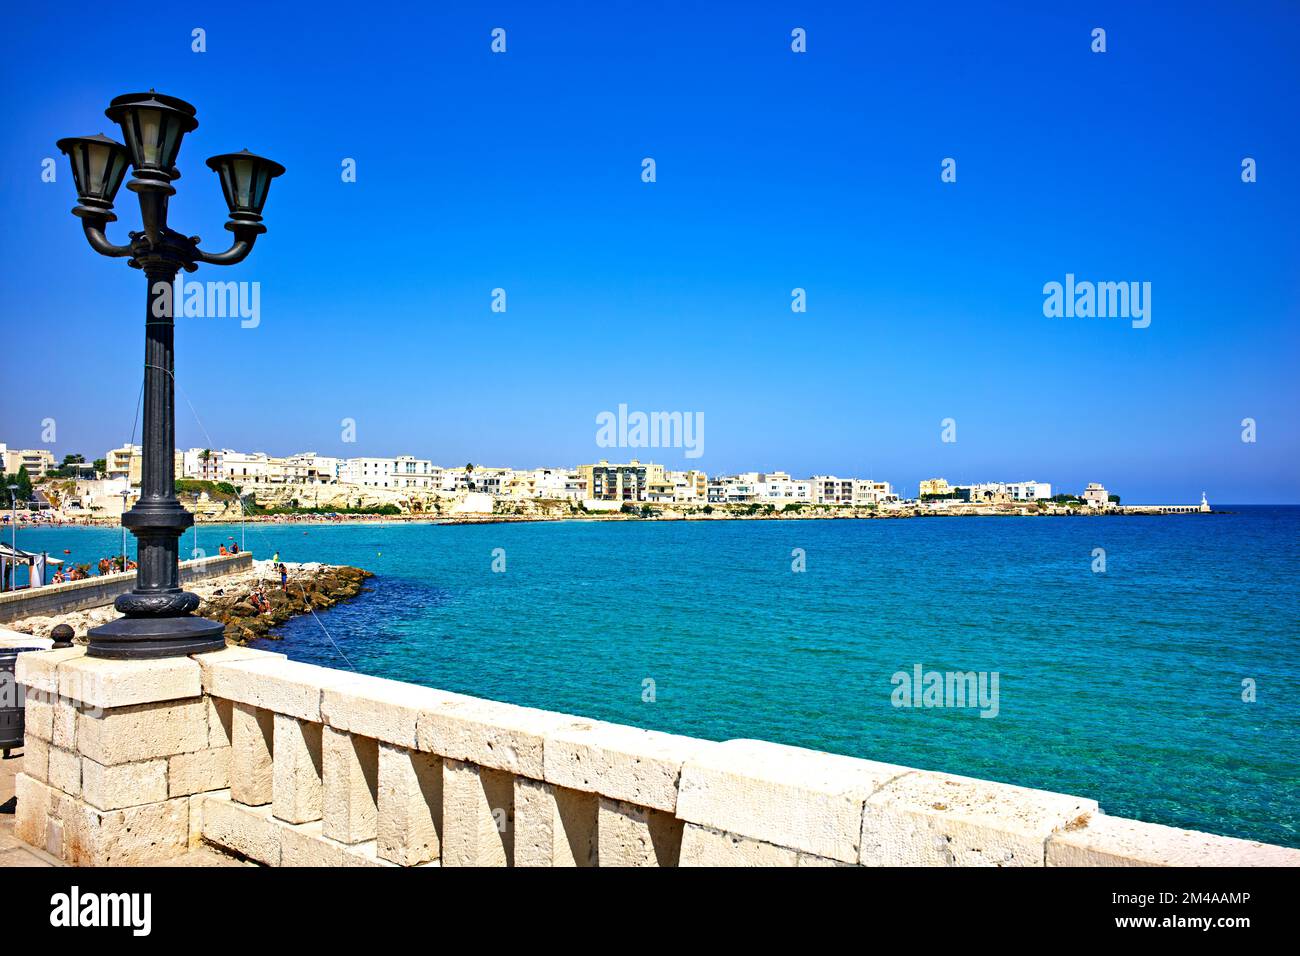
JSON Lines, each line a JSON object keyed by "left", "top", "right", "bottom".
{"left": 219, "top": 544, "right": 228, "bottom": 556}
{"left": 279, "top": 563, "right": 288, "bottom": 592}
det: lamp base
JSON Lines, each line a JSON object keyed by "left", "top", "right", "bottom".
{"left": 86, "top": 615, "right": 226, "bottom": 660}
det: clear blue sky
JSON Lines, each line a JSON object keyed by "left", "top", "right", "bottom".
{"left": 2, "top": 2, "right": 1297, "bottom": 503}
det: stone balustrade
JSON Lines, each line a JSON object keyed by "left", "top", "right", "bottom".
{"left": 12, "top": 645, "right": 1300, "bottom": 867}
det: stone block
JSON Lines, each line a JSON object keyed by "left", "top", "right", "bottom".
{"left": 15, "top": 772, "right": 53, "bottom": 850}
{"left": 76, "top": 697, "right": 209, "bottom": 765}
{"left": 597, "top": 796, "right": 683, "bottom": 866}
{"left": 322, "top": 727, "right": 378, "bottom": 844}
{"left": 543, "top": 720, "right": 710, "bottom": 813}
{"left": 81, "top": 757, "right": 167, "bottom": 811}
{"left": 441, "top": 758, "right": 513, "bottom": 866}
{"left": 14, "top": 646, "right": 85, "bottom": 695}
{"left": 860, "top": 770, "right": 1097, "bottom": 866}
{"left": 22, "top": 692, "right": 53, "bottom": 741}
{"left": 272, "top": 713, "right": 323, "bottom": 824}
{"left": 189, "top": 789, "right": 230, "bottom": 848}
{"left": 52, "top": 698, "right": 78, "bottom": 750}
{"left": 322, "top": 673, "right": 469, "bottom": 749}
{"left": 22, "top": 734, "right": 49, "bottom": 783}
{"left": 280, "top": 820, "right": 346, "bottom": 867}
{"left": 207, "top": 696, "right": 233, "bottom": 749}
{"left": 200, "top": 794, "right": 281, "bottom": 865}
{"left": 191, "top": 645, "right": 285, "bottom": 687}
{"left": 342, "top": 840, "right": 399, "bottom": 867}
{"left": 1046, "top": 813, "right": 1300, "bottom": 867}
{"left": 168, "top": 747, "right": 231, "bottom": 797}
{"left": 679, "top": 823, "right": 798, "bottom": 866}
{"left": 513, "top": 776, "right": 597, "bottom": 867}
{"left": 47, "top": 746, "right": 81, "bottom": 797}
{"left": 376, "top": 743, "right": 442, "bottom": 866}
{"left": 63, "top": 796, "right": 190, "bottom": 865}
{"left": 677, "top": 738, "right": 908, "bottom": 863}
{"left": 204, "top": 656, "right": 348, "bottom": 723}
{"left": 230, "top": 702, "right": 274, "bottom": 806}
{"left": 58, "top": 655, "right": 201, "bottom": 710}
{"left": 416, "top": 697, "right": 581, "bottom": 778}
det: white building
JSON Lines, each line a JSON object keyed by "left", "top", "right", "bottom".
{"left": 756, "top": 472, "right": 812, "bottom": 504}
{"left": 283, "top": 452, "right": 341, "bottom": 484}
{"left": 1082, "top": 482, "right": 1111, "bottom": 509}
{"left": 392, "top": 455, "right": 436, "bottom": 489}
{"left": 810, "top": 476, "right": 855, "bottom": 505}
{"left": 1005, "top": 480, "right": 1052, "bottom": 501}
{"left": 851, "top": 480, "right": 894, "bottom": 506}
{"left": 341, "top": 457, "right": 398, "bottom": 488}
{"left": 708, "top": 473, "right": 763, "bottom": 504}
{"left": 181, "top": 448, "right": 225, "bottom": 481}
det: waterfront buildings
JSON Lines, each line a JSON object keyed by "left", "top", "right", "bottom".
{"left": 1, "top": 446, "right": 56, "bottom": 479}
{"left": 2, "top": 437, "right": 1121, "bottom": 514}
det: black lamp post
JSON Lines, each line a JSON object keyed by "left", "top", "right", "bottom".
{"left": 58, "top": 91, "right": 284, "bottom": 659}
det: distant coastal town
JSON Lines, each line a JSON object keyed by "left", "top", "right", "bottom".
{"left": 1, "top": 440, "right": 1212, "bottom": 526}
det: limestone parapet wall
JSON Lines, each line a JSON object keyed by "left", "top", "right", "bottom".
{"left": 0, "top": 552, "right": 252, "bottom": 624}
{"left": 12, "top": 645, "right": 1300, "bottom": 867}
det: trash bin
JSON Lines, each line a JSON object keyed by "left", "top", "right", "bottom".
{"left": 0, "top": 647, "right": 45, "bottom": 757}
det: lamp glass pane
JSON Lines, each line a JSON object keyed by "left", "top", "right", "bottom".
{"left": 251, "top": 166, "right": 269, "bottom": 210}
{"left": 233, "top": 159, "right": 254, "bottom": 208}
{"left": 67, "top": 146, "right": 88, "bottom": 195}
{"left": 139, "top": 109, "right": 162, "bottom": 165}
{"left": 85, "top": 142, "right": 108, "bottom": 193}
{"left": 161, "top": 118, "right": 180, "bottom": 167}
{"left": 106, "top": 150, "right": 128, "bottom": 197}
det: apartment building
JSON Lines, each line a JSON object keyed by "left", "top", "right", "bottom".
{"left": 2, "top": 447, "right": 56, "bottom": 478}
{"left": 851, "top": 479, "right": 895, "bottom": 506}
{"left": 392, "top": 455, "right": 436, "bottom": 489}
{"left": 104, "top": 445, "right": 141, "bottom": 483}
{"left": 708, "top": 473, "right": 763, "bottom": 504}
{"left": 181, "top": 448, "right": 225, "bottom": 481}
{"left": 283, "top": 452, "right": 341, "bottom": 485}
{"left": 918, "top": 478, "right": 953, "bottom": 498}
{"left": 1004, "top": 480, "right": 1052, "bottom": 501}
{"left": 580, "top": 460, "right": 666, "bottom": 502}
{"left": 340, "top": 457, "right": 398, "bottom": 488}
{"left": 810, "top": 475, "right": 856, "bottom": 505}
{"left": 506, "top": 468, "right": 584, "bottom": 500}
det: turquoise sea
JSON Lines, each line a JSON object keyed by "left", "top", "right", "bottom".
{"left": 13, "top": 508, "right": 1300, "bottom": 847}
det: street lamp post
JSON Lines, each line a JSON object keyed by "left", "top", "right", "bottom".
{"left": 58, "top": 91, "right": 284, "bottom": 659}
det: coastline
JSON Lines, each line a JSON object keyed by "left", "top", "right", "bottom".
{"left": 6, "top": 505, "right": 1228, "bottom": 531}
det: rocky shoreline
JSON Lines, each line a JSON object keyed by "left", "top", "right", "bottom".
{"left": 7, "top": 560, "right": 374, "bottom": 646}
